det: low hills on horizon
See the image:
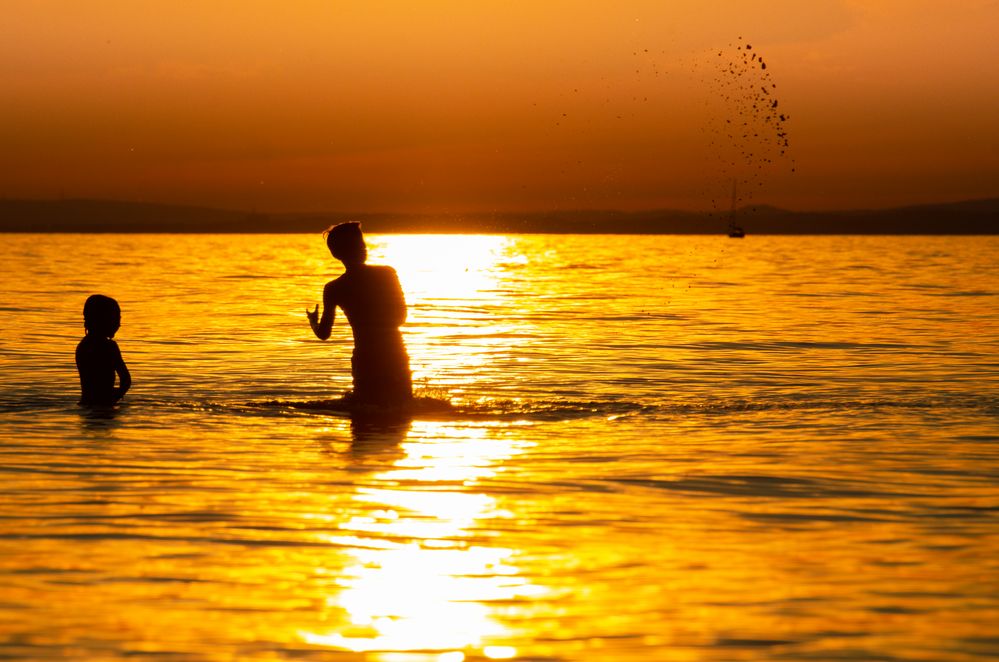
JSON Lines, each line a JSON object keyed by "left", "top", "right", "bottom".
{"left": 0, "top": 197, "right": 997, "bottom": 234}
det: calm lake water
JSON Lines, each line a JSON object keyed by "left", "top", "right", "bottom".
{"left": 1, "top": 233, "right": 998, "bottom": 661}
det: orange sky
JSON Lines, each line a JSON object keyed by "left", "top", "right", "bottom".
{"left": 2, "top": 1, "right": 997, "bottom": 213}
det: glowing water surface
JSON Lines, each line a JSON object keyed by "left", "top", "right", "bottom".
{"left": 0, "top": 234, "right": 997, "bottom": 660}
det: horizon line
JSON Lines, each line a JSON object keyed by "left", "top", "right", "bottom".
{"left": 4, "top": 195, "right": 999, "bottom": 217}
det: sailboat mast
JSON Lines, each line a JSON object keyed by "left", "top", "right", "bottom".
{"left": 727, "top": 178, "right": 745, "bottom": 237}
{"left": 728, "top": 179, "right": 737, "bottom": 228}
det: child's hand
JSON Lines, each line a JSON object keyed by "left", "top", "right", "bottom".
{"left": 306, "top": 305, "right": 319, "bottom": 325}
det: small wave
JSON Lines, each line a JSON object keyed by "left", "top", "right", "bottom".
{"left": 653, "top": 395, "right": 999, "bottom": 418}
{"left": 3, "top": 391, "right": 994, "bottom": 423}
{"left": 218, "top": 274, "right": 275, "bottom": 280}
{"left": 246, "top": 394, "right": 459, "bottom": 420}
{"left": 663, "top": 340, "right": 916, "bottom": 351}
{"left": 236, "top": 393, "right": 999, "bottom": 422}
{"left": 0, "top": 394, "right": 77, "bottom": 414}
{"left": 925, "top": 290, "right": 995, "bottom": 297}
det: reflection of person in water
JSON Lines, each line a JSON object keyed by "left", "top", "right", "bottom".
{"left": 307, "top": 222, "right": 412, "bottom": 407}
{"left": 76, "top": 294, "right": 131, "bottom": 406}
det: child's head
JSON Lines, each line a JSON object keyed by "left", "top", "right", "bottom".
{"left": 324, "top": 222, "right": 367, "bottom": 265}
{"left": 83, "top": 294, "right": 121, "bottom": 338}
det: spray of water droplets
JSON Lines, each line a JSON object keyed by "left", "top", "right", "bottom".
{"left": 701, "top": 37, "right": 795, "bottom": 213}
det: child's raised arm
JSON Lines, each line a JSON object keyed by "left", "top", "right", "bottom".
{"left": 307, "top": 281, "right": 338, "bottom": 340}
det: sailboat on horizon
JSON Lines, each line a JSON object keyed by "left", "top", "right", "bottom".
{"left": 727, "top": 179, "right": 745, "bottom": 238}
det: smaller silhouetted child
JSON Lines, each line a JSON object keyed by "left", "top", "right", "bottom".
{"left": 76, "top": 294, "right": 131, "bottom": 406}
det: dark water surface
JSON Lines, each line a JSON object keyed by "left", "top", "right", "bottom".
{"left": 1, "top": 234, "right": 997, "bottom": 660}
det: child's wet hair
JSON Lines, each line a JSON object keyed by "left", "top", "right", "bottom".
{"left": 83, "top": 294, "right": 121, "bottom": 337}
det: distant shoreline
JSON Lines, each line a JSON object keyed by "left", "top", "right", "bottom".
{"left": 1, "top": 198, "right": 997, "bottom": 234}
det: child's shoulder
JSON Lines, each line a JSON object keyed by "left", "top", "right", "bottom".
{"left": 362, "top": 264, "right": 398, "bottom": 280}
{"left": 78, "top": 335, "right": 118, "bottom": 351}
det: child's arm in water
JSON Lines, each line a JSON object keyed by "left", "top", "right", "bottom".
{"left": 112, "top": 340, "right": 131, "bottom": 402}
{"left": 307, "top": 280, "right": 338, "bottom": 340}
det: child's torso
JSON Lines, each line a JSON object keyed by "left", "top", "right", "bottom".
{"left": 76, "top": 336, "right": 118, "bottom": 403}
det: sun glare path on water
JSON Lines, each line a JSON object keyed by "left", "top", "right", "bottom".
{"left": 371, "top": 235, "right": 535, "bottom": 403}
{"left": 300, "top": 421, "right": 540, "bottom": 657}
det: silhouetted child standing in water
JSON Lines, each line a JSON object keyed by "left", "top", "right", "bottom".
{"left": 76, "top": 294, "right": 131, "bottom": 406}
{"left": 307, "top": 222, "right": 412, "bottom": 407}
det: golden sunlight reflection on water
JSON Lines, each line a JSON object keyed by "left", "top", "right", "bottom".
{"left": 378, "top": 234, "right": 512, "bottom": 304}
{"left": 374, "top": 235, "right": 537, "bottom": 401}
{"left": 302, "top": 422, "right": 539, "bottom": 657}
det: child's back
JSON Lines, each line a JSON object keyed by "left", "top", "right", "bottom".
{"left": 76, "top": 294, "right": 131, "bottom": 406}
